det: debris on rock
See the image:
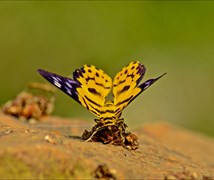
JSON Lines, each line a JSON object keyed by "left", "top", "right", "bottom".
{"left": 44, "top": 134, "right": 57, "bottom": 145}
{"left": 44, "top": 131, "right": 64, "bottom": 145}
{"left": 165, "top": 167, "right": 213, "bottom": 180}
{"left": 93, "top": 164, "right": 116, "bottom": 180}
{"left": 2, "top": 82, "right": 55, "bottom": 121}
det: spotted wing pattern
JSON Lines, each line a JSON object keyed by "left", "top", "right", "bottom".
{"left": 72, "top": 65, "right": 112, "bottom": 117}
{"left": 113, "top": 61, "right": 166, "bottom": 117}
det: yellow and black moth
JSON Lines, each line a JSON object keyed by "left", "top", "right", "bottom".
{"left": 38, "top": 61, "right": 166, "bottom": 129}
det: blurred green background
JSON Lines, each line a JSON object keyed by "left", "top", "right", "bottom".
{"left": 0, "top": 2, "right": 214, "bottom": 136}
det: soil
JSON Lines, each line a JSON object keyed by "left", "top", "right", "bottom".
{"left": 0, "top": 112, "right": 214, "bottom": 179}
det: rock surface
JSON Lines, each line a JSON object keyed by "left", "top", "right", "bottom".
{"left": 0, "top": 112, "right": 213, "bottom": 179}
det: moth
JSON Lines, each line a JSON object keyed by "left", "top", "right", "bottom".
{"left": 38, "top": 61, "right": 166, "bottom": 130}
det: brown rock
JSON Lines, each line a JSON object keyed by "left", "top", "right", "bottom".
{"left": 0, "top": 113, "right": 213, "bottom": 179}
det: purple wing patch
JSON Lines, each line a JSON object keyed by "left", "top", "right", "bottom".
{"left": 37, "top": 69, "right": 81, "bottom": 103}
{"left": 139, "top": 72, "right": 167, "bottom": 92}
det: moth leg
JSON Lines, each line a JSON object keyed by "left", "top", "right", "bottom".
{"left": 85, "top": 125, "right": 106, "bottom": 142}
{"left": 85, "top": 118, "right": 128, "bottom": 142}
{"left": 85, "top": 130, "right": 98, "bottom": 142}
{"left": 117, "top": 118, "right": 128, "bottom": 131}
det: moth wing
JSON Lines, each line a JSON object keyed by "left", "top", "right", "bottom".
{"left": 113, "top": 61, "right": 166, "bottom": 116}
{"left": 73, "top": 65, "right": 112, "bottom": 107}
{"left": 73, "top": 65, "right": 112, "bottom": 117}
{"left": 38, "top": 67, "right": 112, "bottom": 118}
{"left": 38, "top": 69, "right": 80, "bottom": 102}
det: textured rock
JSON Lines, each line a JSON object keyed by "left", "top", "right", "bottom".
{"left": 0, "top": 113, "right": 213, "bottom": 179}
